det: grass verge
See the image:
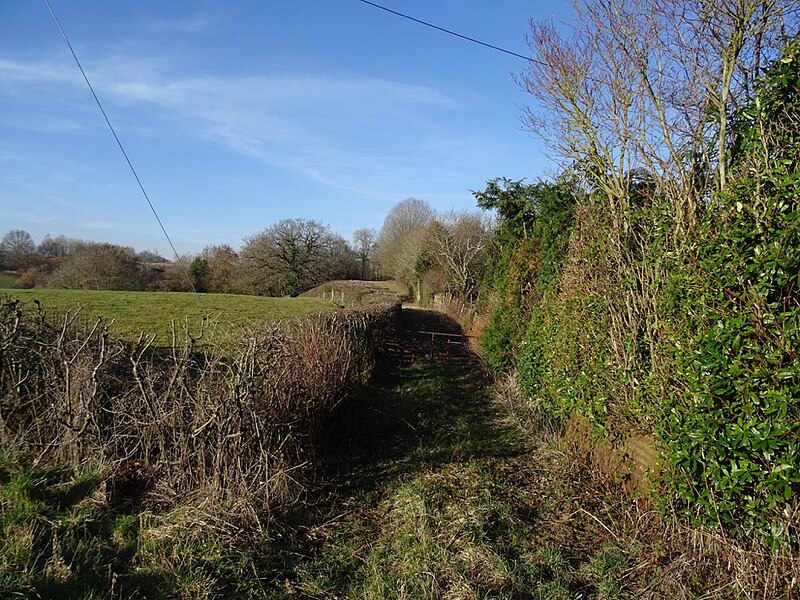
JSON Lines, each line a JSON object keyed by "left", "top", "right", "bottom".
{"left": 0, "top": 455, "right": 273, "bottom": 599}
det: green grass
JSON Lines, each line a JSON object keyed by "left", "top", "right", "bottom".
{"left": 0, "top": 289, "right": 334, "bottom": 345}
{"left": 0, "top": 458, "right": 261, "bottom": 600}
{"left": 0, "top": 459, "right": 124, "bottom": 598}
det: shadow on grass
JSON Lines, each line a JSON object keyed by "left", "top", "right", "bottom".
{"left": 318, "top": 307, "right": 527, "bottom": 494}
{"left": 0, "top": 461, "right": 169, "bottom": 600}
{"left": 254, "top": 308, "right": 534, "bottom": 595}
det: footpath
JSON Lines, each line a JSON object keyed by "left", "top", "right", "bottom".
{"left": 265, "top": 307, "right": 653, "bottom": 599}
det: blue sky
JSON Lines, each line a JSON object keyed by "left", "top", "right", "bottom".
{"left": 0, "top": 1, "right": 569, "bottom": 256}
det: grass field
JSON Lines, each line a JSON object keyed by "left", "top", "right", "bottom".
{"left": 0, "top": 274, "right": 17, "bottom": 288}
{"left": 0, "top": 289, "right": 335, "bottom": 345}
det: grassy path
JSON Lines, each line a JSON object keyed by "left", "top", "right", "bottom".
{"left": 265, "top": 309, "right": 645, "bottom": 599}
{"left": 2, "top": 307, "right": 768, "bottom": 598}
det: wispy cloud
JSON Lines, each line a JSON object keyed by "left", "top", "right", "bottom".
{"left": 0, "top": 53, "right": 471, "bottom": 197}
{"left": 94, "top": 57, "right": 461, "bottom": 193}
{"left": 1, "top": 112, "right": 85, "bottom": 135}
{"left": 0, "top": 205, "right": 62, "bottom": 225}
{"left": 0, "top": 57, "right": 75, "bottom": 86}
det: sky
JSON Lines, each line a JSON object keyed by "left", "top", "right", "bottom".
{"left": 0, "top": 1, "right": 571, "bottom": 256}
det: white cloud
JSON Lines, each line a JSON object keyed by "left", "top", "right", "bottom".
{"left": 0, "top": 53, "right": 477, "bottom": 198}
{"left": 89, "top": 57, "right": 461, "bottom": 191}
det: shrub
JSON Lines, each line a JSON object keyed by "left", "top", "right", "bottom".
{"left": 659, "top": 43, "right": 800, "bottom": 547}
{"left": 477, "top": 179, "right": 576, "bottom": 374}
{"left": 0, "top": 294, "right": 399, "bottom": 514}
{"left": 47, "top": 244, "right": 144, "bottom": 291}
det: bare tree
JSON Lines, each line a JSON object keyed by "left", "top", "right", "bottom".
{"left": 0, "top": 229, "right": 36, "bottom": 270}
{"left": 240, "top": 219, "right": 350, "bottom": 296}
{"left": 352, "top": 228, "right": 376, "bottom": 280}
{"left": 37, "top": 234, "right": 60, "bottom": 258}
{"left": 519, "top": 0, "right": 797, "bottom": 233}
{"left": 373, "top": 198, "right": 435, "bottom": 300}
{"left": 38, "top": 234, "right": 89, "bottom": 258}
{"left": 325, "top": 235, "right": 360, "bottom": 282}
{"left": 430, "top": 211, "right": 491, "bottom": 301}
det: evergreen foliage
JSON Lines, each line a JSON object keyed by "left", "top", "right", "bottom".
{"left": 481, "top": 42, "right": 800, "bottom": 547}
{"left": 661, "top": 42, "right": 800, "bottom": 546}
{"left": 476, "top": 179, "right": 575, "bottom": 373}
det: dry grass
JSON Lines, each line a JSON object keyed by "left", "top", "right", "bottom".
{"left": 491, "top": 370, "right": 800, "bottom": 600}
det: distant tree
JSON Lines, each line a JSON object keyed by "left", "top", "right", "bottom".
{"left": 37, "top": 235, "right": 59, "bottom": 258}
{"left": 190, "top": 257, "right": 210, "bottom": 292}
{"left": 48, "top": 243, "right": 144, "bottom": 291}
{"left": 430, "top": 210, "right": 491, "bottom": 301}
{"left": 352, "top": 228, "right": 376, "bottom": 279}
{"left": 149, "top": 257, "right": 194, "bottom": 292}
{"left": 67, "top": 237, "right": 91, "bottom": 256}
{"left": 0, "top": 229, "right": 37, "bottom": 270}
{"left": 198, "top": 244, "right": 240, "bottom": 294}
{"left": 329, "top": 235, "right": 361, "bottom": 281}
{"left": 373, "top": 198, "right": 435, "bottom": 301}
{"left": 39, "top": 235, "right": 89, "bottom": 258}
{"left": 240, "top": 218, "right": 350, "bottom": 296}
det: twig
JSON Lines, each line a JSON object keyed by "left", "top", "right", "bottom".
{"left": 577, "top": 507, "right": 620, "bottom": 542}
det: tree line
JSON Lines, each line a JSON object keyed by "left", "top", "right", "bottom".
{"left": 1, "top": 202, "right": 491, "bottom": 300}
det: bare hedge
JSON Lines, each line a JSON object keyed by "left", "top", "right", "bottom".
{"left": 0, "top": 295, "right": 398, "bottom": 512}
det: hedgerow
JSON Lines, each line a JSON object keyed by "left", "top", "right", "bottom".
{"left": 659, "top": 44, "right": 800, "bottom": 546}
{"left": 0, "top": 294, "right": 398, "bottom": 513}
{"left": 482, "top": 43, "right": 800, "bottom": 548}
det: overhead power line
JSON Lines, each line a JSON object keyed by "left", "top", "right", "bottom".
{"left": 356, "top": 0, "right": 534, "bottom": 63}
{"left": 43, "top": 0, "right": 197, "bottom": 292}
